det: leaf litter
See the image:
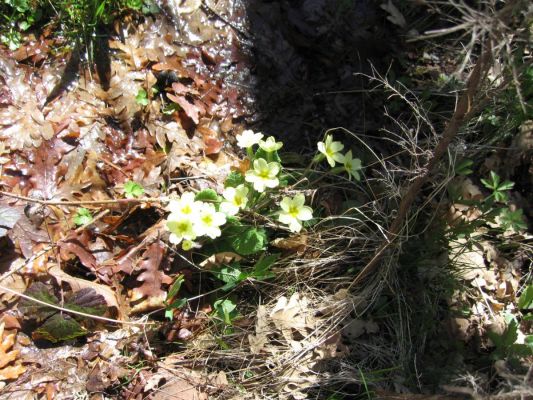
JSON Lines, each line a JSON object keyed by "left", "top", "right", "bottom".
{"left": 0, "top": 3, "right": 256, "bottom": 396}
{"left": 0, "top": 1, "right": 531, "bottom": 399}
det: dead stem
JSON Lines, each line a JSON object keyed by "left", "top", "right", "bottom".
{"left": 0, "top": 190, "right": 167, "bottom": 206}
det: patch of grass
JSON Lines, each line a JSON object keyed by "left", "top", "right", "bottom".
{"left": 0, "top": 0, "right": 159, "bottom": 60}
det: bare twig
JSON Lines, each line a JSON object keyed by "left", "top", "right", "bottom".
{"left": 0, "top": 191, "right": 166, "bottom": 206}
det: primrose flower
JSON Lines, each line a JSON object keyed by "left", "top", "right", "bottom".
{"left": 167, "top": 216, "right": 196, "bottom": 245}
{"left": 236, "top": 130, "right": 263, "bottom": 149}
{"left": 181, "top": 240, "right": 197, "bottom": 251}
{"left": 317, "top": 135, "right": 345, "bottom": 167}
{"left": 259, "top": 136, "right": 283, "bottom": 152}
{"left": 245, "top": 158, "right": 280, "bottom": 192}
{"left": 220, "top": 184, "right": 249, "bottom": 216}
{"left": 343, "top": 150, "right": 362, "bottom": 181}
{"left": 166, "top": 192, "right": 199, "bottom": 218}
{"left": 278, "top": 194, "right": 313, "bottom": 233}
{"left": 194, "top": 203, "right": 227, "bottom": 239}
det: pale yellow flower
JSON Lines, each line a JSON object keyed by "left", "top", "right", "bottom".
{"left": 236, "top": 129, "right": 263, "bottom": 148}
{"left": 193, "top": 203, "right": 227, "bottom": 239}
{"left": 317, "top": 135, "right": 344, "bottom": 167}
{"left": 245, "top": 158, "right": 280, "bottom": 192}
{"left": 166, "top": 192, "right": 199, "bottom": 218}
{"left": 220, "top": 185, "right": 249, "bottom": 216}
{"left": 278, "top": 194, "right": 313, "bottom": 233}
{"left": 167, "top": 216, "right": 196, "bottom": 245}
{"left": 343, "top": 150, "right": 362, "bottom": 181}
{"left": 259, "top": 136, "right": 283, "bottom": 152}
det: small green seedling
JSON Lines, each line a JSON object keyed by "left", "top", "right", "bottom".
{"left": 73, "top": 208, "right": 93, "bottom": 226}
{"left": 164, "top": 275, "right": 187, "bottom": 321}
{"left": 135, "top": 88, "right": 149, "bottom": 106}
{"left": 213, "top": 299, "right": 237, "bottom": 325}
{"left": 499, "top": 208, "right": 527, "bottom": 232}
{"left": 124, "top": 181, "right": 144, "bottom": 198}
{"left": 481, "top": 171, "right": 514, "bottom": 203}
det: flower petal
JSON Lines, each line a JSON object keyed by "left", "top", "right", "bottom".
{"left": 297, "top": 206, "right": 313, "bottom": 221}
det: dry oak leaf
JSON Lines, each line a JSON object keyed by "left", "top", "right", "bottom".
{"left": 0, "top": 322, "right": 26, "bottom": 382}
{"left": 129, "top": 241, "right": 172, "bottom": 312}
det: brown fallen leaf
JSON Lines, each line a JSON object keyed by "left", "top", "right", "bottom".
{"left": 167, "top": 93, "right": 202, "bottom": 125}
{"left": 129, "top": 241, "right": 172, "bottom": 311}
{"left": 58, "top": 231, "right": 99, "bottom": 276}
{"left": 0, "top": 322, "right": 26, "bottom": 382}
{"left": 48, "top": 264, "right": 122, "bottom": 318}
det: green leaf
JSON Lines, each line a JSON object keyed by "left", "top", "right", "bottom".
{"left": 213, "top": 263, "right": 247, "bottom": 291}
{"left": 255, "top": 148, "right": 281, "bottom": 163}
{"left": 493, "top": 191, "right": 509, "bottom": 203}
{"left": 18, "top": 282, "right": 60, "bottom": 320}
{"left": 455, "top": 159, "right": 473, "bottom": 176}
{"left": 135, "top": 88, "right": 149, "bottom": 106}
{"left": 63, "top": 288, "right": 106, "bottom": 318}
{"left": 499, "top": 208, "right": 527, "bottom": 232}
{"left": 166, "top": 275, "right": 185, "bottom": 302}
{"left": 224, "top": 224, "right": 267, "bottom": 256}
{"left": 518, "top": 285, "right": 533, "bottom": 310}
{"left": 213, "top": 299, "right": 237, "bottom": 325}
{"left": 32, "top": 314, "right": 87, "bottom": 343}
{"left": 195, "top": 189, "right": 219, "bottom": 202}
{"left": 252, "top": 253, "right": 279, "bottom": 280}
{"left": 73, "top": 207, "right": 93, "bottom": 226}
{"left": 124, "top": 181, "right": 144, "bottom": 198}
{"left": 225, "top": 171, "right": 245, "bottom": 188}
{"left": 165, "top": 298, "right": 187, "bottom": 320}
{"left": 502, "top": 320, "right": 519, "bottom": 347}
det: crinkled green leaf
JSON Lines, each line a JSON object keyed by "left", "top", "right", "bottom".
{"left": 195, "top": 189, "right": 219, "bottom": 202}
{"left": 32, "top": 313, "right": 87, "bottom": 343}
{"left": 224, "top": 171, "right": 245, "bottom": 188}
{"left": 224, "top": 224, "right": 267, "bottom": 256}
{"left": 18, "top": 282, "right": 59, "bottom": 320}
{"left": 213, "top": 263, "right": 247, "bottom": 291}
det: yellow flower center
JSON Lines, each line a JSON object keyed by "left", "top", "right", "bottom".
{"left": 202, "top": 214, "right": 213, "bottom": 225}
{"left": 177, "top": 221, "right": 190, "bottom": 232}
{"left": 258, "top": 169, "right": 270, "bottom": 179}
{"left": 288, "top": 205, "right": 299, "bottom": 217}
{"left": 182, "top": 205, "right": 192, "bottom": 214}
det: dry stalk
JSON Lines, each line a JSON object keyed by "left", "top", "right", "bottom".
{"left": 348, "top": 40, "right": 494, "bottom": 291}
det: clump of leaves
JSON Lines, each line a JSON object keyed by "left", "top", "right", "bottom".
{"left": 18, "top": 282, "right": 106, "bottom": 343}
{"left": 163, "top": 130, "right": 362, "bottom": 325}
{"left": 481, "top": 171, "right": 514, "bottom": 203}
{"left": 124, "top": 181, "right": 145, "bottom": 198}
{"left": 135, "top": 88, "right": 149, "bottom": 106}
{"left": 73, "top": 207, "right": 93, "bottom": 226}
